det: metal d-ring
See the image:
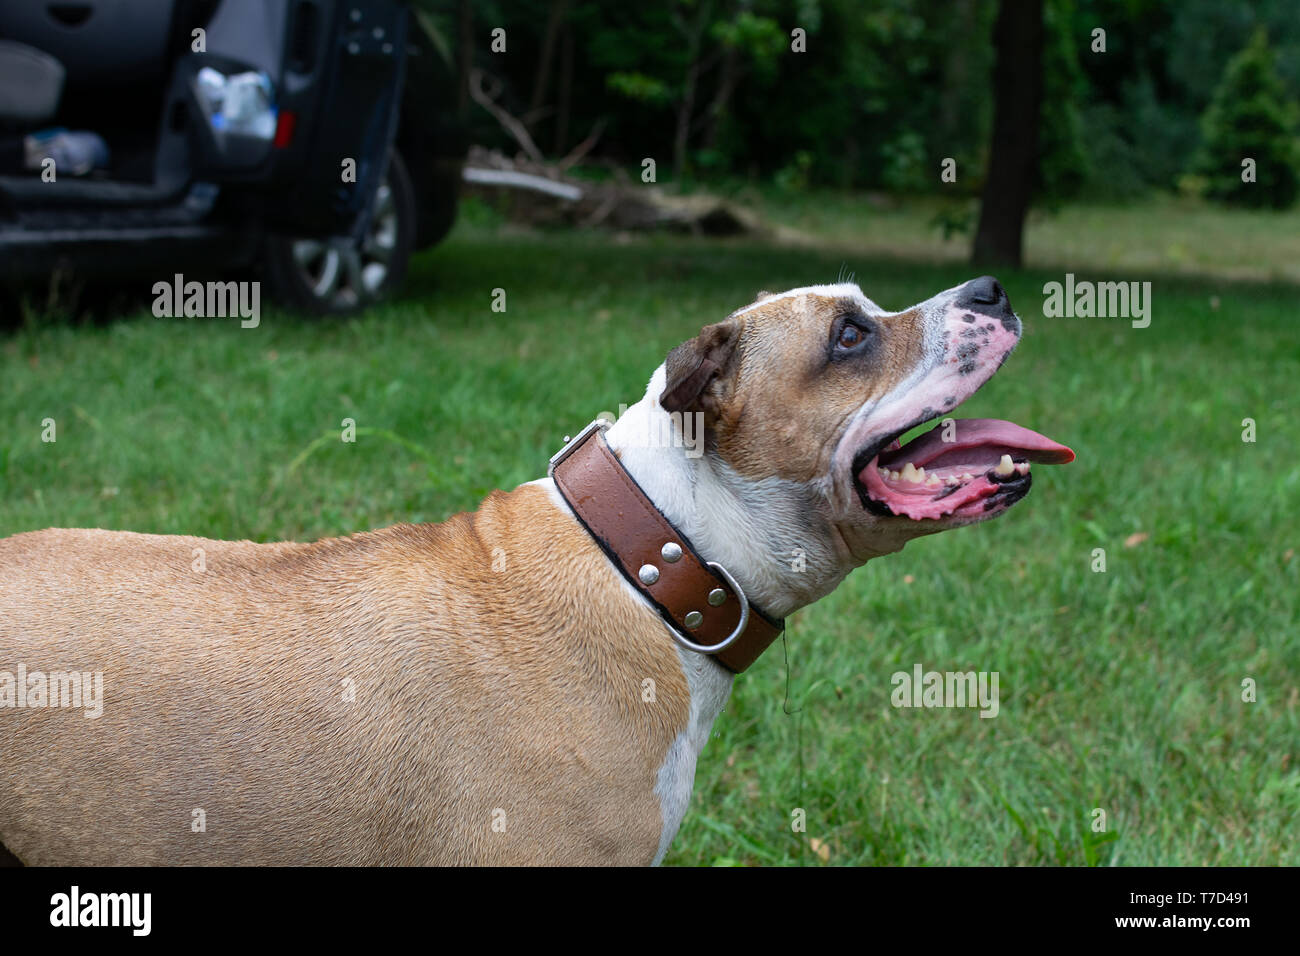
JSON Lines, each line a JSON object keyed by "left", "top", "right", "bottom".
{"left": 667, "top": 561, "right": 750, "bottom": 656}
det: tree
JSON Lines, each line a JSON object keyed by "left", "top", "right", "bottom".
{"left": 971, "top": 0, "right": 1043, "bottom": 268}
{"left": 1194, "top": 28, "right": 1300, "bottom": 209}
{"left": 602, "top": 1, "right": 783, "bottom": 182}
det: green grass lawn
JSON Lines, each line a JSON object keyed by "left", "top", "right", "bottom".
{"left": 2, "top": 207, "right": 1298, "bottom": 865}
{"left": 741, "top": 189, "right": 1300, "bottom": 284}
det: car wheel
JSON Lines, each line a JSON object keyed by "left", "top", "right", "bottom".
{"left": 262, "top": 150, "right": 415, "bottom": 315}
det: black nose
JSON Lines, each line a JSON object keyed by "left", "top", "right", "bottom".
{"left": 954, "top": 275, "right": 1017, "bottom": 330}
{"left": 957, "top": 275, "right": 1007, "bottom": 308}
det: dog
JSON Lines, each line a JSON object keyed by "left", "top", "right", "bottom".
{"left": 0, "top": 276, "right": 1072, "bottom": 865}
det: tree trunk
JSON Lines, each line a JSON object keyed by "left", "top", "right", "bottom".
{"left": 530, "top": 0, "right": 571, "bottom": 121}
{"left": 971, "top": 0, "right": 1043, "bottom": 268}
{"left": 456, "top": 0, "right": 474, "bottom": 118}
{"left": 553, "top": 24, "right": 574, "bottom": 155}
{"left": 671, "top": 0, "right": 713, "bottom": 182}
{"left": 673, "top": 56, "right": 700, "bottom": 180}
{"left": 939, "top": 0, "right": 976, "bottom": 147}
{"left": 698, "top": 44, "right": 740, "bottom": 151}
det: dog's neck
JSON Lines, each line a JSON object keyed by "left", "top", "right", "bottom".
{"left": 604, "top": 367, "right": 852, "bottom": 621}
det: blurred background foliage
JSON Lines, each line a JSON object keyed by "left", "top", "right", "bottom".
{"left": 419, "top": 0, "right": 1300, "bottom": 210}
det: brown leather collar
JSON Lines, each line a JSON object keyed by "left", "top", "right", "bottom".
{"left": 549, "top": 420, "right": 784, "bottom": 673}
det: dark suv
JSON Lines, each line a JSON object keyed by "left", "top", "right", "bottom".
{"left": 0, "top": 0, "right": 464, "bottom": 314}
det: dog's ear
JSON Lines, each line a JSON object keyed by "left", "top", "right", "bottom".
{"left": 660, "top": 319, "right": 741, "bottom": 417}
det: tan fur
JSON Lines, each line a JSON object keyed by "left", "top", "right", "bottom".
{"left": 688, "top": 295, "right": 926, "bottom": 483}
{"left": 0, "top": 279, "right": 1033, "bottom": 866}
{"left": 0, "top": 486, "right": 689, "bottom": 865}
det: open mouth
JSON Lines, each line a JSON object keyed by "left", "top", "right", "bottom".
{"left": 853, "top": 417, "right": 1075, "bottom": 521}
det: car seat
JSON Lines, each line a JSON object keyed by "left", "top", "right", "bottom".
{"left": 0, "top": 39, "right": 65, "bottom": 124}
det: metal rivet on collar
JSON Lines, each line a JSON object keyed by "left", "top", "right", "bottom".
{"left": 683, "top": 610, "right": 703, "bottom": 629}
{"left": 638, "top": 564, "right": 660, "bottom": 585}
{"left": 708, "top": 588, "right": 726, "bottom": 606}
{"left": 661, "top": 542, "right": 683, "bottom": 563}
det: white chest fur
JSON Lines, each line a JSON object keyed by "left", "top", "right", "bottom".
{"left": 534, "top": 364, "right": 815, "bottom": 864}
{"left": 651, "top": 649, "right": 733, "bottom": 865}
{"left": 529, "top": 472, "right": 736, "bottom": 864}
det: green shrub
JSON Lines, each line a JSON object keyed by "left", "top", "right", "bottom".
{"left": 1194, "top": 28, "right": 1300, "bottom": 209}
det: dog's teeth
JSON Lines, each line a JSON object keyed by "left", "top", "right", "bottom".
{"left": 901, "top": 462, "right": 921, "bottom": 483}
{"left": 1015, "top": 461, "right": 1030, "bottom": 475}
{"left": 945, "top": 476, "right": 960, "bottom": 486}
{"left": 994, "top": 455, "right": 1015, "bottom": 477}
{"left": 960, "top": 472, "right": 974, "bottom": 481}
{"left": 925, "top": 475, "right": 942, "bottom": 487}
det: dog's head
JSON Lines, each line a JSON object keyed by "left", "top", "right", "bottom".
{"left": 659, "top": 278, "right": 1074, "bottom": 569}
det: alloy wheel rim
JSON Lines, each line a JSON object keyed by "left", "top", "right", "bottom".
{"left": 290, "top": 177, "right": 398, "bottom": 309}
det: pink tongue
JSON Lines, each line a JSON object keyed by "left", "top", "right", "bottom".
{"left": 878, "top": 418, "right": 1075, "bottom": 469}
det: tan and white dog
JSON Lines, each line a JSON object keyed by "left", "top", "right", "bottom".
{"left": 0, "top": 277, "right": 1072, "bottom": 866}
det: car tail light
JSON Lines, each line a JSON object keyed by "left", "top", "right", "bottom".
{"left": 274, "top": 111, "right": 297, "bottom": 149}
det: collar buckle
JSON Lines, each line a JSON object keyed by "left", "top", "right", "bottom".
{"left": 547, "top": 418, "right": 610, "bottom": 478}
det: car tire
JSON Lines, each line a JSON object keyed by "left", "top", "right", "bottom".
{"left": 261, "top": 149, "right": 416, "bottom": 315}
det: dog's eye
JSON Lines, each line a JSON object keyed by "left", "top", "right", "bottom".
{"left": 834, "top": 320, "right": 873, "bottom": 353}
